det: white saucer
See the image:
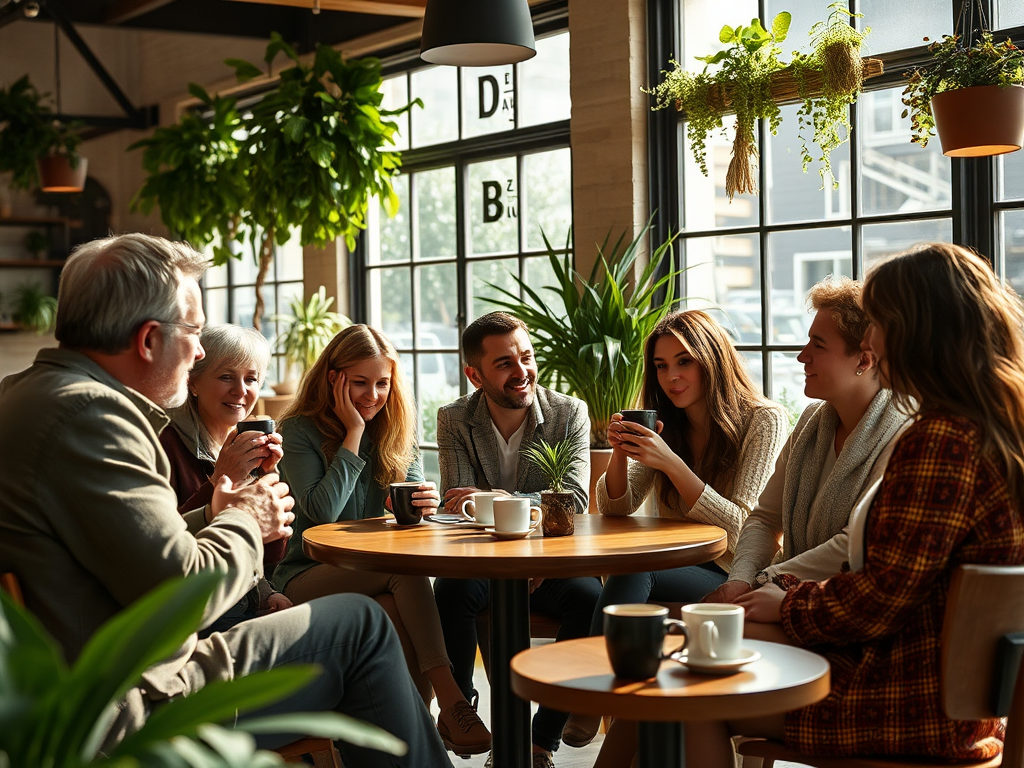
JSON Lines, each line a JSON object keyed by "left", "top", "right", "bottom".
{"left": 484, "top": 526, "right": 535, "bottom": 540}
{"left": 461, "top": 521, "right": 493, "bottom": 529}
{"left": 671, "top": 647, "right": 760, "bottom": 675}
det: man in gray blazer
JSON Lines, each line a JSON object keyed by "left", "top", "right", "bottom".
{"left": 433, "top": 312, "right": 600, "bottom": 768}
{"left": 0, "top": 234, "right": 450, "bottom": 767}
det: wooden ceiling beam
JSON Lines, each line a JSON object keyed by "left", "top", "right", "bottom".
{"left": 225, "top": 0, "right": 427, "bottom": 18}
{"left": 104, "top": 0, "right": 178, "bottom": 24}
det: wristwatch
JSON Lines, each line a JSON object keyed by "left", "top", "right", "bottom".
{"left": 754, "top": 570, "right": 771, "bottom": 587}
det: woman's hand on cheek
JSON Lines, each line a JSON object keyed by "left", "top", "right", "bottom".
{"left": 331, "top": 371, "right": 365, "bottom": 434}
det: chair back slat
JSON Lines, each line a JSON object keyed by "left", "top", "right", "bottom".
{"left": 942, "top": 564, "right": 1024, "bottom": 721}
{"left": 0, "top": 572, "right": 24, "bottom": 607}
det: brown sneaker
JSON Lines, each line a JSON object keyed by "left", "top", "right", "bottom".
{"left": 437, "top": 700, "right": 491, "bottom": 756}
{"left": 562, "top": 713, "right": 602, "bottom": 748}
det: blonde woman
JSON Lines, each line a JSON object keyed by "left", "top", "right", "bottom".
{"left": 274, "top": 324, "right": 490, "bottom": 757}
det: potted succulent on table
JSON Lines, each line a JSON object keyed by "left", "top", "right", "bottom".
{"left": 270, "top": 286, "right": 351, "bottom": 395}
{"left": 0, "top": 75, "right": 85, "bottom": 193}
{"left": 521, "top": 438, "right": 579, "bottom": 537}
{"left": 901, "top": 30, "right": 1024, "bottom": 157}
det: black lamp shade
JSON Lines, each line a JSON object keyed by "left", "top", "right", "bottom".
{"left": 420, "top": 0, "right": 537, "bottom": 67}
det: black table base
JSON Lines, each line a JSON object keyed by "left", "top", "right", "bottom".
{"left": 489, "top": 578, "right": 532, "bottom": 768}
{"left": 639, "top": 721, "right": 684, "bottom": 768}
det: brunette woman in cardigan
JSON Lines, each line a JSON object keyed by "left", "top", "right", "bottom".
{"left": 591, "top": 309, "right": 788, "bottom": 610}
{"left": 694, "top": 243, "right": 1024, "bottom": 766}
{"left": 160, "top": 324, "right": 290, "bottom": 634}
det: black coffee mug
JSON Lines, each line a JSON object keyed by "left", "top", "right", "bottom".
{"left": 389, "top": 482, "right": 424, "bottom": 527}
{"left": 236, "top": 418, "right": 275, "bottom": 478}
{"left": 603, "top": 604, "right": 687, "bottom": 680}
{"left": 620, "top": 410, "right": 657, "bottom": 433}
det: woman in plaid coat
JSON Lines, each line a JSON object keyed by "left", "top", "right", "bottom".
{"left": 691, "top": 243, "right": 1024, "bottom": 766}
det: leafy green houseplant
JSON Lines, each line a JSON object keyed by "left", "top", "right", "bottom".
{"left": 271, "top": 285, "right": 351, "bottom": 391}
{"left": 0, "top": 75, "right": 84, "bottom": 191}
{"left": 484, "top": 223, "right": 681, "bottom": 450}
{"left": 0, "top": 571, "right": 405, "bottom": 767}
{"left": 521, "top": 438, "right": 577, "bottom": 536}
{"left": 647, "top": 4, "right": 877, "bottom": 198}
{"left": 901, "top": 32, "right": 1024, "bottom": 155}
{"left": 131, "top": 33, "right": 419, "bottom": 329}
{"left": 12, "top": 282, "right": 57, "bottom": 334}
{"left": 23, "top": 230, "right": 49, "bottom": 260}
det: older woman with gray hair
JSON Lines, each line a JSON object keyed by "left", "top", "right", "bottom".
{"left": 159, "top": 323, "right": 291, "bottom": 634}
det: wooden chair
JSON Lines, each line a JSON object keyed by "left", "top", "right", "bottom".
{"left": 1, "top": 571, "right": 342, "bottom": 767}
{"left": 737, "top": 564, "right": 1024, "bottom": 768}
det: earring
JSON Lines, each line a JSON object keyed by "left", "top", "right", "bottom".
{"left": 855, "top": 369, "right": 864, "bottom": 376}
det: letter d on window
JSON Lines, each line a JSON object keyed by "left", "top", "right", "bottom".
{"left": 478, "top": 75, "right": 499, "bottom": 119}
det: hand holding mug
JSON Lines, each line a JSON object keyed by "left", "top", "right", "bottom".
{"left": 213, "top": 426, "right": 274, "bottom": 485}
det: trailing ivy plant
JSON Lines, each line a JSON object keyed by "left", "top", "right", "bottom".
{"left": 0, "top": 75, "right": 83, "bottom": 191}
{"left": 647, "top": 12, "right": 791, "bottom": 196}
{"left": 647, "top": 3, "right": 873, "bottom": 198}
{"left": 790, "top": 4, "right": 870, "bottom": 186}
{"left": 901, "top": 32, "right": 1024, "bottom": 148}
{"left": 131, "top": 33, "right": 419, "bottom": 329}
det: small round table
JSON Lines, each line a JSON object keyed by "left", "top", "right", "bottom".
{"left": 511, "top": 636, "right": 830, "bottom": 768}
{"left": 304, "top": 514, "right": 727, "bottom": 768}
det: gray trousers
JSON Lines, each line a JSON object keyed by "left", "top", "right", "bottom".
{"left": 175, "top": 593, "right": 451, "bottom": 767}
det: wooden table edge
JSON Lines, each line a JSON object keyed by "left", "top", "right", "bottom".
{"left": 510, "top": 639, "right": 831, "bottom": 722}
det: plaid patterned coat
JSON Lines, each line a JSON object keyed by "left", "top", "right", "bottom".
{"left": 781, "top": 411, "right": 1024, "bottom": 759}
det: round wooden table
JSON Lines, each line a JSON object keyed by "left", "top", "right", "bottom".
{"left": 511, "top": 636, "right": 830, "bottom": 768}
{"left": 303, "top": 514, "right": 727, "bottom": 768}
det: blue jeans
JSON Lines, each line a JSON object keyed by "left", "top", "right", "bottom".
{"left": 589, "top": 562, "right": 728, "bottom": 635}
{"left": 433, "top": 576, "right": 603, "bottom": 753}
{"left": 205, "top": 593, "right": 451, "bottom": 767}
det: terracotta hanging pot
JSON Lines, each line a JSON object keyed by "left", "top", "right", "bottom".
{"left": 37, "top": 154, "right": 88, "bottom": 193}
{"left": 930, "top": 84, "right": 1024, "bottom": 157}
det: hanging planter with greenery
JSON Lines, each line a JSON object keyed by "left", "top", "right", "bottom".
{"left": 0, "top": 75, "right": 84, "bottom": 192}
{"left": 647, "top": 3, "right": 881, "bottom": 200}
{"left": 131, "top": 33, "right": 420, "bottom": 329}
{"left": 901, "top": 29, "right": 1024, "bottom": 156}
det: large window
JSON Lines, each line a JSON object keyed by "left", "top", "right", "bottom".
{"left": 659, "top": 0, "right": 1024, "bottom": 420}
{"left": 362, "top": 28, "right": 573, "bottom": 483}
{"left": 202, "top": 233, "right": 304, "bottom": 385}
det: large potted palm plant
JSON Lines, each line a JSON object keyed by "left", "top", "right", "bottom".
{"left": 484, "top": 223, "right": 683, "bottom": 508}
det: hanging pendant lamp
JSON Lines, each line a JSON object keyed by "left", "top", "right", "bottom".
{"left": 420, "top": 0, "right": 537, "bottom": 67}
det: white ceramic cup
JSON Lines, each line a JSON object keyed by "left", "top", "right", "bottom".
{"left": 492, "top": 496, "right": 543, "bottom": 533}
{"left": 459, "top": 491, "right": 504, "bottom": 526}
{"left": 681, "top": 603, "right": 744, "bottom": 663}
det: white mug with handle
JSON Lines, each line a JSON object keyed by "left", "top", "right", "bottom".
{"left": 681, "top": 603, "right": 744, "bottom": 663}
{"left": 459, "top": 491, "right": 504, "bottom": 527}
{"left": 492, "top": 496, "right": 543, "bottom": 533}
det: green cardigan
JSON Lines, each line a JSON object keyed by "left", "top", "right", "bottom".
{"left": 274, "top": 415, "right": 423, "bottom": 589}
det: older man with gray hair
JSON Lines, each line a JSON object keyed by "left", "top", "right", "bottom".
{"left": 0, "top": 233, "right": 451, "bottom": 766}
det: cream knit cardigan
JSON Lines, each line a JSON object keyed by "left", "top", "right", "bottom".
{"left": 595, "top": 404, "right": 789, "bottom": 573}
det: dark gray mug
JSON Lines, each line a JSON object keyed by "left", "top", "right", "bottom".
{"left": 603, "top": 604, "right": 687, "bottom": 680}
{"left": 389, "top": 481, "right": 424, "bottom": 527}
{"left": 235, "top": 418, "right": 275, "bottom": 478}
{"left": 620, "top": 409, "right": 657, "bottom": 432}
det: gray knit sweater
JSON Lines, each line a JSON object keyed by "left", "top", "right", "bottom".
{"left": 595, "top": 404, "right": 788, "bottom": 573}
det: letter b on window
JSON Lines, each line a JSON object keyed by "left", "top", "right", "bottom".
{"left": 482, "top": 181, "right": 504, "bottom": 223}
